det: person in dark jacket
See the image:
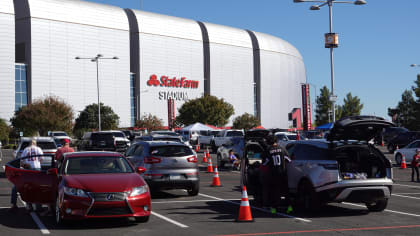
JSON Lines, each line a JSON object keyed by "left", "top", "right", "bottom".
{"left": 411, "top": 149, "right": 420, "bottom": 182}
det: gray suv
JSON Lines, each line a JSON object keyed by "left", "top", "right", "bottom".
{"left": 125, "top": 141, "right": 199, "bottom": 196}
{"left": 244, "top": 116, "right": 395, "bottom": 212}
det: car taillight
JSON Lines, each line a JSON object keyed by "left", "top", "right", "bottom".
{"left": 187, "top": 156, "right": 197, "bottom": 163}
{"left": 144, "top": 156, "right": 161, "bottom": 164}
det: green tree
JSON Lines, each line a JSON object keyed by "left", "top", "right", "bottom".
{"left": 0, "top": 118, "right": 10, "bottom": 144}
{"left": 337, "top": 93, "right": 364, "bottom": 119}
{"left": 411, "top": 74, "right": 420, "bottom": 130}
{"left": 176, "top": 95, "right": 234, "bottom": 126}
{"left": 388, "top": 90, "right": 416, "bottom": 129}
{"left": 135, "top": 113, "right": 163, "bottom": 131}
{"left": 73, "top": 103, "right": 119, "bottom": 138}
{"left": 315, "top": 86, "right": 332, "bottom": 126}
{"left": 10, "top": 95, "right": 74, "bottom": 136}
{"left": 232, "top": 113, "right": 260, "bottom": 130}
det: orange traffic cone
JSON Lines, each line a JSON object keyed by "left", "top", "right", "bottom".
{"left": 206, "top": 147, "right": 211, "bottom": 159}
{"left": 195, "top": 144, "right": 200, "bottom": 152}
{"left": 401, "top": 154, "right": 407, "bottom": 169}
{"left": 207, "top": 156, "right": 213, "bottom": 173}
{"left": 202, "top": 152, "right": 207, "bottom": 163}
{"left": 237, "top": 186, "right": 253, "bottom": 222}
{"left": 211, "top": 166, "right": 222, "bottom": 187}
{"left": 381, "top": 139, "right": 385, "bottom": 147}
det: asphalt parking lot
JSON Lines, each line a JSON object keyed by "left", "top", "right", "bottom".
{"left": 1, "top": 147, "right": 420, "bottom": 236}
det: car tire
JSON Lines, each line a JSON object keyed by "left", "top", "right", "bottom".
{"left": 296, "top": 181, "right": 320, "bottom": 211}
{"left": 395, "top": 153, "right": 402, "bottom": 165}
{"left": 217, "top": 154, "right": 225, "bottom": 168}
{"left": 366, "top": 198, "right": 388, "bottom": 212}
{"left": 187, "top": 183, "right": 199, "bottom": 196}
{"left": 135, "top": 215, "right": 150, "bottom": 223}
{"left": 55, "top": 196, "right": 66, "bottom": 225}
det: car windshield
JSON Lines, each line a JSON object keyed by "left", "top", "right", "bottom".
{"left": 53, "top": 132, "right": 67, "bottom": 137}
{"left": 210, "top": 131, "right": 220, "bottom": 136}
{"left": 64, "top": 156, "right": 133, "bottom": 175}
{"left": 227, "top": 131, "right": 243, "bottom": 137}
{"left": 150, "top": 145, "right": 193, "bottom": 157}
{"left": 112, "top": 132, "right": 125, "bottom": 138}
{"left": 287, "top": 135, "right": 297, "bottom": 140}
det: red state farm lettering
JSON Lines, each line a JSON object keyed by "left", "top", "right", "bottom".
{"left": 147, "top": 74, "right": 199, "bottom": 89}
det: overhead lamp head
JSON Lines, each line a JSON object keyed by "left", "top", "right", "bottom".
{"left": 112, "top": 56, "right": 119, "bottom": 59}
{"left": 293, "top": 0, "right": 306, "bottom": 2}
{"left": 411, "top": 64, "right": 418, "bottom": 67}
{"left": 354, "top": 0, "right": 366, "bottom": 5}
{"left": 91, "top": 59, "right": 96, "bottom": 62}
{"left": 97, "top": 54, "right": 103, "bottom": 58}
{"left": 310, "top": 5, "right": 321, "bottom": 10}
{"left": 75, "top": 56, "right": 80, "bottom": 59}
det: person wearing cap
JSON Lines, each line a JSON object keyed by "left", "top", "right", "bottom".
{"left": 55, "top": 138, "right": 74, "bottom": 162}
{"left": 411, "top": 149, "right": 420, "bottom": 182}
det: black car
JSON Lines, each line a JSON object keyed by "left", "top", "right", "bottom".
{"left": 78, "top": 131, "right": 128, "bottom": 152}
{"left": 387, "top": 131, "right": 420, "bottom": 153}
{"left": 382, "top": 127, "right": 408, "bottom": 143}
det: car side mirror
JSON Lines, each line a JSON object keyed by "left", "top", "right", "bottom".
{"left": 47, "top": 168, "right": 58, "bottom": 175}
{"left": 137, "top": 166, "right": 146, "bottom": 174}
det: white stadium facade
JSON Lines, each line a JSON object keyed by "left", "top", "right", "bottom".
{"left": 1, "top": 0, "right": 307, "bottom": 129}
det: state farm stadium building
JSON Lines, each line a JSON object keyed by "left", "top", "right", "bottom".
{"left": 1, "top": 0, "right": 307, "bottom": 129}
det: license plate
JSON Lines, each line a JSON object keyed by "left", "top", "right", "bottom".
{"left": 169, "top": 174, "right": 181, "bottom": 180}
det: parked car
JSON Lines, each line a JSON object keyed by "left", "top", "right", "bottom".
{"left": 387, "top": 131, "right": 420, "bottom": 153}
{"left": 150, "top": 131, "right": 179, "bottom": 136}
{"left": 125, "top": 141, "right": 199, "bottom": 196}
{"left": 49, "top": 131, "right": 72, "bottom": 146}
{"left": 78, "top": 131, "right": 129, "bottom": 152}
{"left": 5, "top": 151, "right": 151, "bottom": 224}
{"left": 393, "top": 140, "right": 420, "bottom": 165}
{"left": 275, "top": 132, "right": 298, "bottom": 147}
{"left": 216, "top": 137, "right": 244, "bottom": 168}
{"left": 212, "top": 129, "right": 244, "bottom": 153}
{"left": 179, "top": 130, "right": 200, "bottom": 145}
{"left": 122, "top": 130, "right": 135, "bottom": 142}
{"left": 108, "top": 130, "right": 131, "bottom": 151}
{"left": 382, "top": 127, "right": 408, "bottom": 143}
{"left": 243, "top": 116, "right": 395, "bottom": 212}
{"left": 133, "top": 134, "right": 192, "bottom": 149}
{"left": 13, "top": 137, "right": 57, "bottom": 168}
{"left": 198, "top": 130, "right": 221, "bottom": 148}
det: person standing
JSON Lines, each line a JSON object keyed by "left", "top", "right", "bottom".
{"left": 9, "top": 139, "right": 44, "bottom": 212}
{"left": 260, "top": 135, "right": 292, "bottom": 214}
{"left": 55, "top": 139, "right": 74, "bottom": 161}
{"left": 411, "top": 149, "right": 420, "bottom": 182}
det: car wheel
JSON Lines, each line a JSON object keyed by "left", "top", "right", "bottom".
{"left": 296, "top": 181, "right": 320, "bottom": 211}
{"left": 387, "top": 144, "right": 395, "bottom": 154}
{"left": 366, "top": 199, "right": 388, "bottom": 212}
{"left": 395, "top": 153, "right": 402, "bottom": 165}
{"left": 55, "top": 196, "right": 66, "bottom": 225}
{"left": 187, "top": 183, "right": 199, "bottom": 196}
{"left": 135, "top": 215, "right": 150, "bottom": 223}
{"left": 217, "top": 154, "right": 225, "bottom": 168}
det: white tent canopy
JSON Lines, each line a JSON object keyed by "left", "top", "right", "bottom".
{"left": 181, "top": 122, "right": 214, "bottom": 131}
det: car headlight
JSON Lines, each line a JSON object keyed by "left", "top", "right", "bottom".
{"left": 64, "top": 186, "right": 89, "bottom": 198}
{"left": 130, "top": 185, "right": 149, "bottom": 197}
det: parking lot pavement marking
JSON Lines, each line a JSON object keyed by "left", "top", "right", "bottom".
{"left": 215, "top": 225, "right": 420, "bottom": 236}
{"left": 198, "top": 193, "right": 311, "bottom": 223}
{"left": 393, "top": 192, "right": 420, "bottom": 195}
{"left": 393, "top": 183, "right": 420, "bottom": 189}
{"left": 151, "top": 211, "right": 189, "bottom": 228}
{"left": 30, "top": 212, "right": 50, "bottom": 235}
{"left": 343, "top": 202, "right": 420, "bottom": 217}
{"left": 392, "top": 194, "right": 420, "bottom": 200}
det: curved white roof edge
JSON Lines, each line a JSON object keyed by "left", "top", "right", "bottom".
{"left": 253, "top": 31, "right": 303, "bottom": 60}
{"left": 130, "top": 10, "right": 202, "bottom": 41}
{"left": 0, "top": 0, "right": 14, "bottom": 14}
{"left": 25, "top": 0, "right": 129, "bottom": 31}
{"left": 204, "top": 22, "right": 252, "bottom": 48}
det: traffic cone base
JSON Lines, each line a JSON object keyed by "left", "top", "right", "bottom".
{"left": 211, "top": 166, "right": 222, "bottom": 187}
{"left": 401, "top": 155, "right": 407, "bottom": 169}
{"left": 237, "top": 186, "right": 254, "bottom": 222}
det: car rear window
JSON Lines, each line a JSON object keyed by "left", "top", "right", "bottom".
{"left": 64, "top": 156, "right": 133, "bottom": 174}
{"left": 53, "top": 132, "right": 68, "bottom": 137}
{"left": 227, "top": 131, "right": 243, "bottom": 137}
{"left": 150, "top": 145, "right": 193, "bottom": 157}
{"left": 112, "top": 132, "right": 126, "bottom": 138}
{"left": 20, "top": 141, "right": 56, "bottom": 150}
{"left": 153, "top": 137, "right": 181, "bottom": 142}
{"left": 92, "top": 133, "right": 114, "bottom": 141}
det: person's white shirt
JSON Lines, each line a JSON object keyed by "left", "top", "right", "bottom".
{"left": 21, "top": 145, "right": 43, "bottom": 170}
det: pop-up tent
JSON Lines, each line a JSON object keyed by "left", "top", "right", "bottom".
{"left": 181, "top": 122, "right": 215, "bottom": 132}
{"left": 315, "top": 122, "right": 333, "bottom": 131}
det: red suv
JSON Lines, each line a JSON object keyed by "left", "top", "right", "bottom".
{"left": 5, "top": 152, "right": 151, "bottom": 224}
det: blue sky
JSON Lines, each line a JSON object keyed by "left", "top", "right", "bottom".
{"left": 92, "top": 0, "right": 420, "bottom": 121}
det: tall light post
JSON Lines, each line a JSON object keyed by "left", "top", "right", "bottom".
{"left": 75, "top": 54, "right": 119, "bottom": 131}
{"left": 293, "top": 0, "right": 366, "bottom": 122}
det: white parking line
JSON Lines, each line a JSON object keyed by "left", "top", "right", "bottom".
{"left": 392, "top": 194, "right": 420, "bottom": 200}
{"left": 151, "top": 211, "right": 189, "bottom": 228}
{"left": 152, "top": 198, "right": 247, "bottom": 204}
{"left": 18, "top": 197, "right": 51, "bottom": 235}
{"left": 343, "top": 202, "right": 420, "bottom": 217}
{"left": 198, "top": 193, "right": 311, "bottom": 223}
{"left": 393, "top": 183, "right": 420, "bottom": 189}
{"left": 393, "top": 193, "right": 420, "bottom": 195}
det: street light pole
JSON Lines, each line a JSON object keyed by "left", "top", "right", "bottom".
{"left": 293, "top": 0, "right": 366, "bottom": 122}
{"left": 75, "top": 54, "right": 119, "bottom": 131}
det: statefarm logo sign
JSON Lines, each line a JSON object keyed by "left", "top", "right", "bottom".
{"left": 146, "top": 74, "right": 199, "bottom": 101}
{"left": 147, "top": 74, "right": 199, "bottom": 89}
